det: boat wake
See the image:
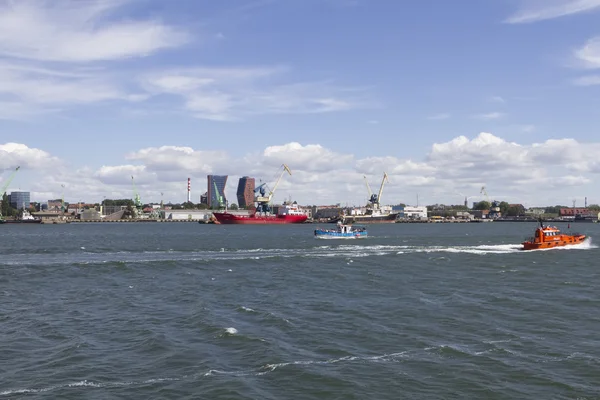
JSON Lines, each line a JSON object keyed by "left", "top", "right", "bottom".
{"left": 2, "top": 239, "right": 595, "bottom": 267}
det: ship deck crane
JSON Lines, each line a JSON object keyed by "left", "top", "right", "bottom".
{"left": 131, "top": 176, "right": 143, "bottom": 217}
{"left": 255, "top": 164, "right": 292, "bottom": 214}
{"left": 1, "top": 166, "right": 20, "bottom": 220}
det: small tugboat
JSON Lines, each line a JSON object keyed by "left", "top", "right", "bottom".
{"left": 2, "top": 209, "right": 42, "bottom": 224}
{"left": 522, "top": 219, "right": 586, "bottom": 250}
{"left": 314, "top": 222, "right": 368, "bottom": 239}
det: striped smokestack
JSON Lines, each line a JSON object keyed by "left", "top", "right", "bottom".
{"left": 187, "top": 178, "right": 191, "bottom": 202}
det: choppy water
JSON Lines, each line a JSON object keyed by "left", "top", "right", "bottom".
{"left": 1, "top": 222, "right": 599, "bottom": 399}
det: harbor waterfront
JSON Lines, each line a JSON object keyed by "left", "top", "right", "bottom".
{"left": 1, "top": 222, "right": 599, "bottom": 399}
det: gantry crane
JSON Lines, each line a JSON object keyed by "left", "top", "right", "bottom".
{"left": 254, "top": 164, "right": 292, "bottom": 214}
{"left": 1, "top": 166, "right": 20, "bottom": 220}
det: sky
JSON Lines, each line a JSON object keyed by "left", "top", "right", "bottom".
{"left": 1, "top": 0, "right": 600, "bottom": 208}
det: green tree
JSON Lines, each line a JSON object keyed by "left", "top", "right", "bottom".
{"left": 498, "top": 201, "right": 510, "bottom": 215}
{"left": 196, "top": 203, "right": 209, "bottom": 209}
{"left": 587, "top": 204, "right": 600, "bottom": 212}
{"left": 473, "top": 201, "right": 491, "bottom": 210}
{"left": 1, "top": 193, "right": 10, "bottom": 217}
{"left": 229, "top": 203, "right": 239, "bottom": 210}
{"left": 182, "top": 201, "right": 195, "bottom": 209}
{"left": 506, "top": 206, "right": 520, "bottom": 217}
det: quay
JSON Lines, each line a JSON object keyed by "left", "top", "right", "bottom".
{"left": 42, "top": 219, "right": 214, "bottom": 224}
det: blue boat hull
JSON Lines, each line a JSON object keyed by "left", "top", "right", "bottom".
{"left": 314, "top": 229, "right": 368, "bottom": 239}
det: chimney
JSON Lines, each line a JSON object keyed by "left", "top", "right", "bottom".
{"left": 585, "top": 196, "right": 587, "bottom": 208}
{"left": 187, "top": 178, "right": 191, "bottom": 202}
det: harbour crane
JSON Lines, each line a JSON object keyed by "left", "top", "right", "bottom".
{"left": 131, "top": 176, "right": 143, "bottom": 217}
{"left": 61, "top": 184, "right": 65, "bottom": 215}
{"left": 0, "top": 166, "right": 20, "bottom": 220}
{"left": 480, "top": 186, "right": 500, "bottom": 213}
{"left": 363, "top": 172, "right": 389, "bottom": 210}
{"left": 254, "top": 164, "right": 292, "bottom": 214}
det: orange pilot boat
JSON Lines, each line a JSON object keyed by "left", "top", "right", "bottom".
{"left": 522, "top": 219, "right": 587, "bottom": 250}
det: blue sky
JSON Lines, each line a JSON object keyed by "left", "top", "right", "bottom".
{"left": 1, "top": 0, "right": 600, "bottom": 207}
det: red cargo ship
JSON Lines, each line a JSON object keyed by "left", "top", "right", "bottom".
{"left": 213, "top": 203, "right": 308, "bottom": 224}
{"left": 212, "top": 164, "right": 308, "bottom": 225}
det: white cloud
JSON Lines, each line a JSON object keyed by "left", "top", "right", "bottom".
{"left": 263, "top": 142, "right": 354, "bottom": 172}
{"left": 140, "top": 67, "right": 370, "bottom": 121}
{"left": 0, "top": 1, "right": 370, "bottom": 121}
{"left": 0, "top": 62, "right": 135, "bottom": 104}
{"left": 489, "top": 96, "right": 505, "bottom": 103}
{"left": 0, "top": 142, "right": 60, "bottom": 170}
{"left": 505, "top": 0, "right": 600, "bottom": 24}
{"left": 7, "top": 132, "right": 600, "bottom": 207}
{"left": 0, "top": 0, "right": 185, "bottom": 119}
{"left": 94, "top": 165, "right": 154, "bottom": 186}
{"left": 574, "top": 36, "right": 600, "bottom": 69}
{"left": 473, "top": 112, "right": 505, "bottom": 120}
{"left": 126, "top": 146, "right": 232, "bottom": 176}
{"left": 0, "top": 0, "right": 188, "bottom": 62}
{"left": 572, "top": 75, "right": 600, "bottom": 85}
{"left": 427, "top": 113, "right": 450, "bottom": 120}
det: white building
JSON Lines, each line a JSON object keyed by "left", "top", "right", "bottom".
{"left": 167, "top": 210, "right": 213, "bottom": 221}
{"left": 398, "top": 206, "right": 428, "bottom": 219}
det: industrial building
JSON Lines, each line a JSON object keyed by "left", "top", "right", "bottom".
{"left": 207, "top": 175, "right": 227, "bottom": 208}
{"left": 236, "top": 176, "right": 255, "bottom": 208}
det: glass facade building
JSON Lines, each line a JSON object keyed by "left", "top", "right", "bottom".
{"left": 8, "top": 191, "right": 30, "bottom": 210}
{"left": 207, "top": 175, "right": 228, "bottom": 208}
{"left": 236, "top": 176, "right": 255, "bottom": 208}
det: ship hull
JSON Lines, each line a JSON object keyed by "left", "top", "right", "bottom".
{"left": 2, "top": 220, "right": 42, "bottom": 224}
{"left": 336, "top": 214, "right": 398, "bottom": 224}
{"left": 314, "top": 230, "right": 368, "bottom": 239}
{"left": 213, "top": 212, "right": 308, "bottom": 224}
{"left": 522, "top": 235, "right": 586, "bottom": 250}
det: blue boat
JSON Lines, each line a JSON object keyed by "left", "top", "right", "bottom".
{"left": 314, "top": 223, "right": 368, "bottom": 239}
